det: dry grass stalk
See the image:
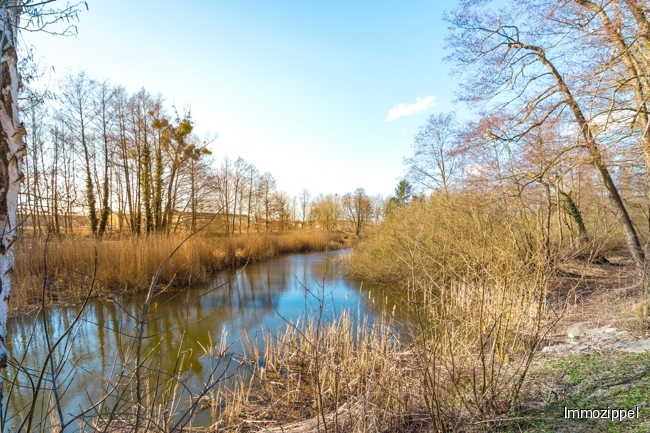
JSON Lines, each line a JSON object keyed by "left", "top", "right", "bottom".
{"left": 210, "top": 311, "right": 425, "bottom": 433}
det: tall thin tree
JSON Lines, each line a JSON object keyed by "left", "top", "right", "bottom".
{"left": 0, "top": 0, "right": 86, "bottom": 417}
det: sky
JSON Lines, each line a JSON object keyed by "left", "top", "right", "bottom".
{"left": 21, "top": 0, "right": 457, "bottom": 197}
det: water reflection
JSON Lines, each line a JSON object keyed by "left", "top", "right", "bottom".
{"left": 5, "top": 249, "right": 397, "bottom": 431}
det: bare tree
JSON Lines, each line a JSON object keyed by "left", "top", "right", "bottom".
{"left": 273, "top": 191, "right": 291, "bottom": 233}
{"left": 245, "top": 162, "right": 259, "bottom": 234}
{"left": 299, "top": 187, "right": 311, "bottom": 229}
{"left": 0, "top": 0, "right": 87, "bottom": 415}
{"left": 369, "top": 194, "right": 386, "bottom": 224}
{"left": 311, "top": 194, "right": 341, "bottom": 232}
{"left": 258, "top": 172, "right": 276, "bottom": 232}
{"left": 214, "top": 156, "right": 233, "bottom": 234}
{"left": 114, "top": 86, "right": 137, "bottom": 233}
{"left": 343, "top": 188, "right": 371, "bottom": 237}
{"left": 22, "top": 102, "right": 47, "bottom": 235}
{"left": 59, "top": 71, "right": 98, "bottom": 234}
{"left": 185, "top": 139, "right": 212, "bottom": 232}
{"left": 404, "top": 112, "right": 461, "bottom": 195}
{"left": 230, "top": 157, "right": 246, "bottom": 236}
{"left": 446, "top": 1, "right": 647, "bottom": 273}
{"left": 94, "top": 79, "right": 115, "bottom": 236}
{"left": 130, "top": 89, "right": 154, "bottom": 234}
{"left": 162, "top": 113, "right": 194, "bottom": 233}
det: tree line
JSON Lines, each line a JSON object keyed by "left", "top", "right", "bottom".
{"left": 392, "top": 0, "right": 650, "bottom": 288}
{"left": 20, "top": 72, "right": 385, "bottom": 237}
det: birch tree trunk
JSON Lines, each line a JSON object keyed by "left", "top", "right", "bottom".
{"left": 0, "top": 1, "right": 27, "bottom": 410}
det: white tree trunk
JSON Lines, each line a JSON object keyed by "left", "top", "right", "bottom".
{"left": 0, "top": 1, "right": 26, "bottom": 407}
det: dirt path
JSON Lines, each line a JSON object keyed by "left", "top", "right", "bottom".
{"left": 541, "top": 250, "right": 650, "bottom": 355}
{"left": 500, "top": 252, "right": 650, "bottom": 432}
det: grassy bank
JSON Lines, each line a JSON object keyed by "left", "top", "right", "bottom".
{"left": 13, "top": 231, "right": 347, "bottom": 316}
{"left": 497, "top": 352, "right": 650, "bottom": 433}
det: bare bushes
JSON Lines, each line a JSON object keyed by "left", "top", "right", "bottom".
{"left": 212, "top": 311, "right": 422, "bottom": 433}
{"left": 12, "top": 232, "right": 342, "bottom": 315}
{"left": 349, "top": 194, "right": 556, "bottom": 430}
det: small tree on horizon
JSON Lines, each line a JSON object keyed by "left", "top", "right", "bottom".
{"left": 390, "top": 179, "right": 413, "bottom": 207}
{"left": 343, "top": 188, "right": 371, "bottom": 237}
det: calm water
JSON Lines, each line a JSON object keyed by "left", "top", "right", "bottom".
{"left": 5, "top": 249, "right": 396, "bottom": 431}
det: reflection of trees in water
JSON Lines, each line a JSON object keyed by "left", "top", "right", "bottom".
{"left": 5, "top": 250, "right": 402, "bottom": 427}
{"left": 7, "top": 304, "right": 135, "bottom": 419}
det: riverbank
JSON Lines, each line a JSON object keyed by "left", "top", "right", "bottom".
{"left": 12, "top": 231, "right": 350, "bottom": 317}
{"left": 208, "top": 352, "right": 650, "bottom": 433}
{"left": 10, "top": 237, "right": 650, "bottom": 431}
{"left": 211, "top": 311, "right": 424, "bottom": 433}
{"left": 201, "top": 251, "right": 650, "bottom": 432}
{"left": 498, "top": 351, "right": 650, "bottom": 432}
{"left": 493, "top": 252, "right": 650, "bottom": 432}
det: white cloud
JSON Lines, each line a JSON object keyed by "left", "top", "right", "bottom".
{"left": 464, "top": 163, "right": 488, "bottom": 178}
{"left": 385, "top": 96, "right": 435, "bottom": 121}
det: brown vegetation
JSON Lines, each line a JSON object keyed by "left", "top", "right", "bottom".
{"left": 192, "top": 189, "right": 628, "bottom": 432}
{"left": 12, "top": 231, "right": 346, "bottom": 316}
{"left": 210, "top": 311, "right": 421, "bottom": 433}
{"left": 12, "top": 1, "right": 650, "bottom": 430}
{"left": 346, "top": 193, "right": 560, "bottom": 430}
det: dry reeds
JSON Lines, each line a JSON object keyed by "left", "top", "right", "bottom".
{"left": 210, "top": 311, "right": 424, "bottom": 432}
{"left": 348, "top": 193, "right": 559, "bottom": 431}
{"left": 12, "top": 231, "right": 344, "bottom": 315}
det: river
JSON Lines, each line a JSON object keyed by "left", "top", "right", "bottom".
{"left": 4, "top": 249, "right": 397, "bottom": 431}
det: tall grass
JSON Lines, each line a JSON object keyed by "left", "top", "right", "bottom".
{"left": 13, "top": 231, "right": 345, "bottom": 315}
{"left": 210, "top": 311, "right": 423, "bottom": 433}
{"left": 348, "top": 193, "right": 560, "bottom": 430}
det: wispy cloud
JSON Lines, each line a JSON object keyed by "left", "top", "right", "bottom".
{"left": 385, "top": 96, "right": 435, "bottom": 121}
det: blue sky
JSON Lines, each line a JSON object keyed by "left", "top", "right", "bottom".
{"left": 22, "top": 0, "right": 456, "bottom": 197}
